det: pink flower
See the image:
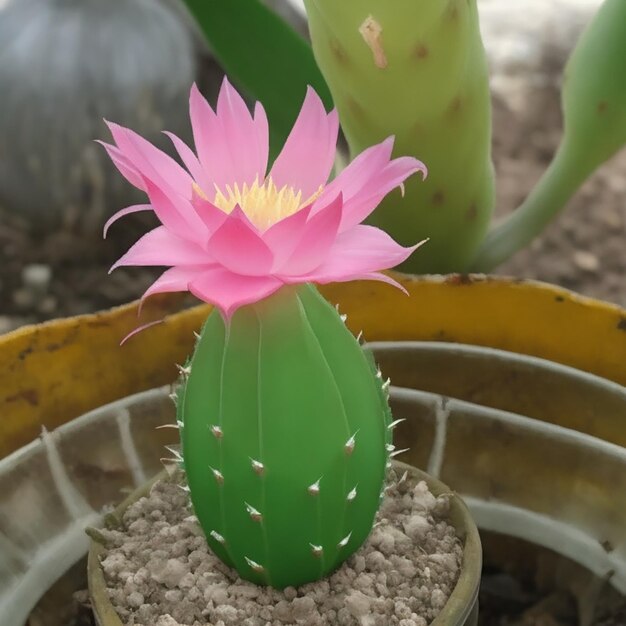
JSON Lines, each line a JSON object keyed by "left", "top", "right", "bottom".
{"left": 102, "top": 78, "right": 427, "bottom": 317}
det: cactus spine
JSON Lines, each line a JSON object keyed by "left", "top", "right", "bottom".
{"left": 177, "top": 284, "right": 392, "bottom": 588}
{"left": 304, "top": 0, "right": 494, "bottom": 273}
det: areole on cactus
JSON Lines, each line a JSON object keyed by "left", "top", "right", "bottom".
{"left": 102, "top": 78, "right": 426, "bottom": 587}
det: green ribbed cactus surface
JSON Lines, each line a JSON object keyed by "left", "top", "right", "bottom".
{"left": 176, "top": 284, "right": 393, "bottom": 588}
{"left": 304, "top": 0, "right": 495, "bottom": 273}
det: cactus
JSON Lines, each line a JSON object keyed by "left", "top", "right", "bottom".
{"left": 176, "top": 284, "right": 392, "bottom": 587}
{"left": 103, "top": 79, "right": 425, "bottom": 587}
{"left": 303, "top": 0, "right": 494, "bottom": 273}
{"left": 472, "top": 0, "right": 626, "bottom": 270}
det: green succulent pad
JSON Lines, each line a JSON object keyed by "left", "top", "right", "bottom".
{"left": 304, "top": 0, "right": 494, "bottom": 272}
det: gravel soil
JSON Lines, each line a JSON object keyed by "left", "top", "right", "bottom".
{"left": 98, "top": 469, "right": 463, "bottom": 626}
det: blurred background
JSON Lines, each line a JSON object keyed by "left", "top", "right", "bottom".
{"left": 0, "top": 0, "right": 623, "bottom": 336}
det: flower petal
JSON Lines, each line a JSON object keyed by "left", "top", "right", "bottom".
{"left": 103, "top": 204, "right": 152, "bottom": 238}
{"left": 143, "top": 177, "right": 208, "bottom": 242}
{"left": 253, "top": 101, "right": 270, "bottom": 178}
{"left": 106, "top": 122, "right": 193, "bottom": 196}
{"left": 140, "top": 266, "right": 211, "bottom": 309}
{"left": 98, "top": 141, "right": 146, "bottom": 191}
{"left": 216, "top": 78, "right": 269, "bottom": 185}
{"left": 208, "top": 206, "right": 274, "bottom": 276}
{"left": 280, "top": 194, "right": 343, "bottom": 276}
{"left": 120, "top": 319, "right": 165, "bottom": 346}
{"left": 318, "top": 138, "right": 394, "bottom": 209}
{"left": 338, "top": 156, "right": 427, "bottom": 231}
{"left": 163, "top": 131, "right": 212, "bottom": 193}
{"left": 189, "top": 81, "right": 268, "bottom": 191}
{"left": 310, "top": 271, "right": 409, "bottom": 295}
{"left": 189, "top": 267, "right": 283, "bottom": 317}
{"left": 191, "top": 190, "right": 229, "bottom": 235}
{"left": 270, "top": 87, "right": 339, "bottom": 197}
{"left": 189, "top": 83, "right": 217, "bottom": 180}
{"left": 316, "top": 137, "right": 427, "bottom": 231}
{"left": 110, "top": 226, "right": 211, "bottom": 272}
{"left": 293, "top": 225, "right": 425, "bottom": 283}
{"left": 263, "top": 204, "right": 312, "bottom": 270}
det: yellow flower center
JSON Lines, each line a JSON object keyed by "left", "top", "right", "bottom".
{"left": 196, "top": 178, "right": 321, "bottom": 230}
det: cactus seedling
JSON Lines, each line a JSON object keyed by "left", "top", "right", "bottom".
{"left": 103, "top": 79, "right": 426, "bottom": 587}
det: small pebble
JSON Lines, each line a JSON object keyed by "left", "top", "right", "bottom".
{"left": 573, "top": 251, "right": 600, "bottom": 272}
{"left": 127, "top": 591, "right": 144, "bottom": 608}
{"left": 345, "top": 591, "right": 370, "bottom": 618}
{"left": 21, "top": 264, "right": 52, "bottom": 293}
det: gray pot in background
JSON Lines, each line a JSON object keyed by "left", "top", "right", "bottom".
{"left": 0, "top": 0, "right": 205, "bottom": 234}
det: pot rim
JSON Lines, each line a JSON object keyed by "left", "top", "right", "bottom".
{"left": 3, "top": 272, "right": 625, "bottom": 462}
{"left": 368, "top": 340, "right": 626, "bottom": 398}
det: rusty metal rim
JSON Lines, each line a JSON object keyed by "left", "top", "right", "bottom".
{"left": 368, "top": 340, "right": 626, "bottom": 399}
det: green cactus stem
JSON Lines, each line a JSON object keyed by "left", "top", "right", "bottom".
{"left": 471, "top": 0, "right": 626, "bottom": 271}
{"left": 176, "top": 284, "right": 393, "bottom": 588}
{"left": 304, "top": 0, "right": 495, "bottom": 273}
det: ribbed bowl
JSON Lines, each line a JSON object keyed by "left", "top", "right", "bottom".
{"left": 1, "top": 275, "right": 624, "bottom": 624}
